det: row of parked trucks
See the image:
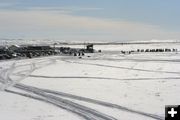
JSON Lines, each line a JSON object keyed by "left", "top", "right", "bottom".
{"left": 0, "top": 44, "right": 94, "bottom": 60}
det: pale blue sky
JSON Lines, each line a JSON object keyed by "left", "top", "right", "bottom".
{"left": 0, "top": 0, "right": 180, "bottom": 41}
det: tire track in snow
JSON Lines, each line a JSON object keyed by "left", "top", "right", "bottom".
{"left": 4, "top": 89, "right": 99, "bottom": 120}
{"left": 0, "top": 59, "right": 118, "bottom": 120}
{"left": 42, "top": 88, "right": 164, "bottom": 120}
{"left": 29, "top": 74, "right": 180, "bottom": 81}
{"left": 14, "top": 84, "right": 117, "bottom": 120}
{"left": 84, "top": 57, "right": 180, "bottom": 63}
{"left": 61, "top": 59, "right": 180, "bottom": 75}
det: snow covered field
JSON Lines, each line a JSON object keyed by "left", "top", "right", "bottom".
{"left": 0, "top": 43, "right": 180, "bottom": 120}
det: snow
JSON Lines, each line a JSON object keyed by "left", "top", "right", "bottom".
{"left": 0, "top": 43, "right": 180, "bottom": 120}
{"left": 0, "top": 89, "right": 81, "bottom": 120}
